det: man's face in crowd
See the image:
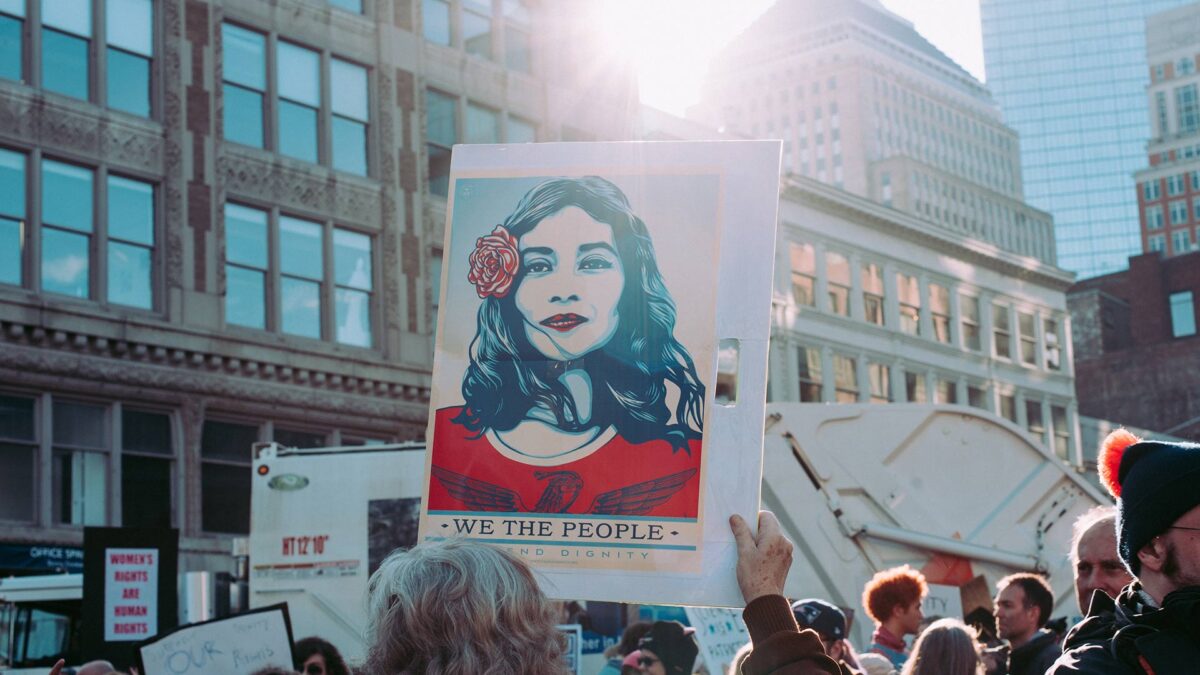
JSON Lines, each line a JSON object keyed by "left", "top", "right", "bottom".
{"left": 1073, "top": 521, "right": 1133, "bottom": 614}
{"left": 994, "top": 584, "right": 1039, "bottom": 642}
{"left": 1160, "top": 504, "right": 1200, "bottom": 592}
{"left": 895, "top": 599, "right": 924, "bottom": 636}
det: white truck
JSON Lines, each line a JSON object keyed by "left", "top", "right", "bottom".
{"left": 246, "top": 404, "right": 1110, "bottom": 666}
{"left": 0, "top": 574, "right": 82, "bottom": 673}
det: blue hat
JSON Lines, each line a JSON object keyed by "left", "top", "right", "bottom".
{"left": 1098, "top": 430, "right": 1200, "bottom": 574}
{"left": 790, "top": 598, "right": 846, "bottom": 640}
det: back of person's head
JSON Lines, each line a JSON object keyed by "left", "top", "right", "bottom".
{"left": 861, "top": 565, "right": 928, "bottom": 623}
{"left": 790, "top": 598, "right": 846, "bottom": 641}
{"left": 995, "top": 573, "right": 1054, "bottom": 628}
{"left": 294, "top": 636, "right": 350, "bottom": 675}
{"left": 614, "top": 621, "right": 653, "bottom": 657}
{"left": 900, "top": 618, "right": 982, "bottom": 675}
{"left": 638, "top": 621, "right": 699, "bottom": 675}
{"left": 857, "top": 652, "right": 897, "bottom": 675}
{"left": 364, "top": 538, "right": 565, "bottom": 675}
{"left": 76, "top": 661, "right": 117, "bottom": 675}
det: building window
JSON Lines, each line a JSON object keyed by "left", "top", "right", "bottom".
{"left": 905, "top": 371, "right": 926, "bottom": 403}
{"left": 466, "top": 102, "right": 500, "bottom": 143}
{"left": 41, "top": 160, "right": 93, "bottom": 298}
{"left": 797, "top": 346, "right": 822, "bottom": 402}
{"left": 1025, "top": 400, "right": 1045, "bottom": 443}
{"left": 503, "top": 0, "right": 531, "bottom": 72}
{"left": 463, "top": 0, "right": 492, "bottom": 59}
{"left": 826, "top": 251, "right": 850, "bottom": 316}
{"left": 833, "top": 354, "right": 857, "bottom": 403}
{"left": 880, "top": 171, "right": 892, "bottom": 206}
{"left": 0, "top": 148, "right": 25, "bottom": 287}
{"left": 934, "top": 378, "right": 956, "bottom": 404}
{"left": 1176, "top": 84, "right": 1199, "bottom": 134}
{"left": 507, "top": 116, "right": 536, "bottom": 142}
{"left": 52, "top": 400, "right": 109, "bottom": 526}
{"left": 998, "top": 393, "right": 1016, "bottom": 423}
{"left": 1172, "top": 229, "right": 1192, "bottom": 254}
{"left": 1170, "top": 291, "right": 1197, "bottom": 338}
{"left": 1168, "top": 174, "right": 1185, "bottom": 197}
{"left": 0, "top": 1, "right": 22, "bottom": 83}
{"left": 223, "top": 23, "right": 371, "bottom": 176}
{"left": 224, "top": 202, "right": 375, "bottom": 347}
{"left": 929, "top": 283, "right": 950, "bottom": 343}
{"left": 1157, "top": 91, "right": 1169, "bottom": 137}
{"left": 1018, "top": 311, "right": 1036, "bottom": 366}
{"left": 967, "top": 385, "right": 986, "bottom": 409}
{"left": 1170, "top": 199, "right": 1188, "bottom": 225}
{"left": 106, "top": 0, "right": 153, "bottom": 117}
{"left": 862, "top": 262, "right": 884, "bottom": 326}
{"left": 329, "top": 0, "right": 363, "bottom": 12}
{"left": 200, "top": 419, "right": 260, "bottom": 534}
{"left": 1051, "top": 405, "right": 1069, "bottom": 460}
{"left": 121, "top": 409, "right": 173, "bottom": 529}
{"left": 423, "top": 0, "right": 451, "bottom": 45}
{"left": 960, "top": 294, "right": 980, "bottom": 351}
{"left": 1149, "top": 234, "right": 1166, "bottom": 252}
{"left": 0, "top": 394, "right": 36, "bottom": 522}
{"left": 897, "top": 273, "right": 920, "bottom": 335}
{"left": 222, "top": 24, "right": 266, "bottom": 148}
{"left": 41, "top": 0, "right": 91, "bottom": 100}
{"left": 1146, "top": 205, "right": 1164, "bottom": 230}
{"left": 426, "top": 89, "right": 457, "bottom": 198}
{"left": 107, "top": 174, "right": 156, "bottom": 309}
{"left": 277, "top": 41, "right": 320, "bottom": 163}
{"left": 790, "top": 242, "right": 815, "bottom": 307}
{"left": 1181, "top": 57, "right": 1196, "bottom": 76}
{"left": 1043, "top": 317, "right": 1061, "bottom": 371}
{"left": 1143, "top": 180, "right": 1161, "bottom": 201}
{"left": 867, "top": 362, "right": 889, "bottom": 403}
{"left": 993, "top": 303, "right": 1011, "bottom": 359}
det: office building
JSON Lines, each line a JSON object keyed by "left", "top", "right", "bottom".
{"left": 981, "top": 0, "right": 1194, "bottom": 277}
{"left": 694, "top": 0, "right": 1056, "bottom": 266}
{"left": 1135, "top": 3, "right": 1200, "bottom": 258}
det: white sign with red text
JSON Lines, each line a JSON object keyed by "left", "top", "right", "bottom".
{"left": 104, "top": 547, "right": 159, "bottom": 641}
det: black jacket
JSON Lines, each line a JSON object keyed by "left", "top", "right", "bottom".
{"left": 1047, "top": 583, "right": 1200, "bottom": 674}
{"left": 1008, "top": 629, "right": 1060, "bottom": 675}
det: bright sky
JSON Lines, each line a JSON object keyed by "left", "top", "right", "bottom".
{"left": 600, "top": 0, "right": 986, "bottom": 116}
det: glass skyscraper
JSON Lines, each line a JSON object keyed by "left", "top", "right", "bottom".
{"left": 981, "top": 0, "right": 1194, "bottom": 278}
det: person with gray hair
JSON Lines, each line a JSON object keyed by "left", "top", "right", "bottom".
{"left": 363, "top": 538, "right": 566, "bottom": 675}
{"left": 1068, "top": 505, "right": 1133, "bottom": 615}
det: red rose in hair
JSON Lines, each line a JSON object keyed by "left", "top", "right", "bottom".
{"left": 468, "top": 226, "right": 519, "bottom": 298}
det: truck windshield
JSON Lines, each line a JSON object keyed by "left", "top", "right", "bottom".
{"left": 2, "top": 600, "right": 80, "bottom": 668}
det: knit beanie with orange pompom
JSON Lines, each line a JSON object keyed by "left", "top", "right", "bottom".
{"left": 1097, "top": 429, "right": 1200, "bottom": 574}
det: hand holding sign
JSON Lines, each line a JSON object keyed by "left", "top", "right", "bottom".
{"left": 730, "top": 511, "right": 794, "bottom": 604}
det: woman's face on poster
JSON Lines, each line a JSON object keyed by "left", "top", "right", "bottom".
{"left": 514, "top": 206, "right": 625, "bottom": 361}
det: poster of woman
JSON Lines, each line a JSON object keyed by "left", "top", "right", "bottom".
{"left": 420, "top": 142, "right": 780, "bottom": 606}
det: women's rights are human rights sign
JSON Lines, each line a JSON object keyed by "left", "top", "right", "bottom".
{"left": 419, "top": 141, "right": 780, "bottom": 608}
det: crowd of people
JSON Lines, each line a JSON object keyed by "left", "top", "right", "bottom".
{"left": 44, "top": 429, "right": 1200, "bottom": 674}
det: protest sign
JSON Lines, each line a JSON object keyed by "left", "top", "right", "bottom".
{"left": 137, "top": 604, "right": 295, "bottom": 675}
{"left": 82, "top": 527, "right": 178, "bottom": 668}
{"left": 685, "top": 606, "right": 750, "bottom": 675}
{"left": 418, "top": 141, "right": 780, "bottom": 607}
{"left": 924, "top": 582, "right": 965, "bottom": 620}
{"left": 558, "top": 624, "right": 583, "bottom": 674}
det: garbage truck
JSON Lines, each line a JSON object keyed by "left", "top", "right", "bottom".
{"left": 247, "top": 404, "right": 1110, "bottom": 665}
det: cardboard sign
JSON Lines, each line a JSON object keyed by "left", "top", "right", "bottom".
{"left": 685, "top": 606, "right": 750, "bottom": 675}
{"left": 924, "top": 583, "right": 965, "bottom": 620}
{"left": 104, "top": 548, "right": 160, "bottom": 641}
{"left": 82, "top": 527, "right": 178, "bottom": 669}
{"left": 558, "top": 624, "right": 583, "bottom": 674}
{"left": 137, "top": 604, "right": 295, "bottom": 675}
{"left": 419, "top": 141, "right": 780, "bottom": 607}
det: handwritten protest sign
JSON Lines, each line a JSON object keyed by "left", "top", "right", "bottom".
{"left": 104, "top": 548, "right": 159, "bottom": 641}
{"left": 419, "top": 141, "right": 780, "bottom": 607}
{"left": 137, "top": 604, "right": 295, "bottom": 675}
{"left": 685, "top": 606, "right": 750, "bottom": 675}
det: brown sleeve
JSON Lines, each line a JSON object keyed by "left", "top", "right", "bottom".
{"left": 740, "top": 595, "right": 846, "bottom": 675}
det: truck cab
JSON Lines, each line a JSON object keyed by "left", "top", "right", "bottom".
{"left": 0, "top": 574, "right": 83, "bottom": 673}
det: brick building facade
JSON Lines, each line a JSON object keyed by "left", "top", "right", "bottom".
{"left": 1069, "top": 251, "right": 1200, "bottom": 441}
